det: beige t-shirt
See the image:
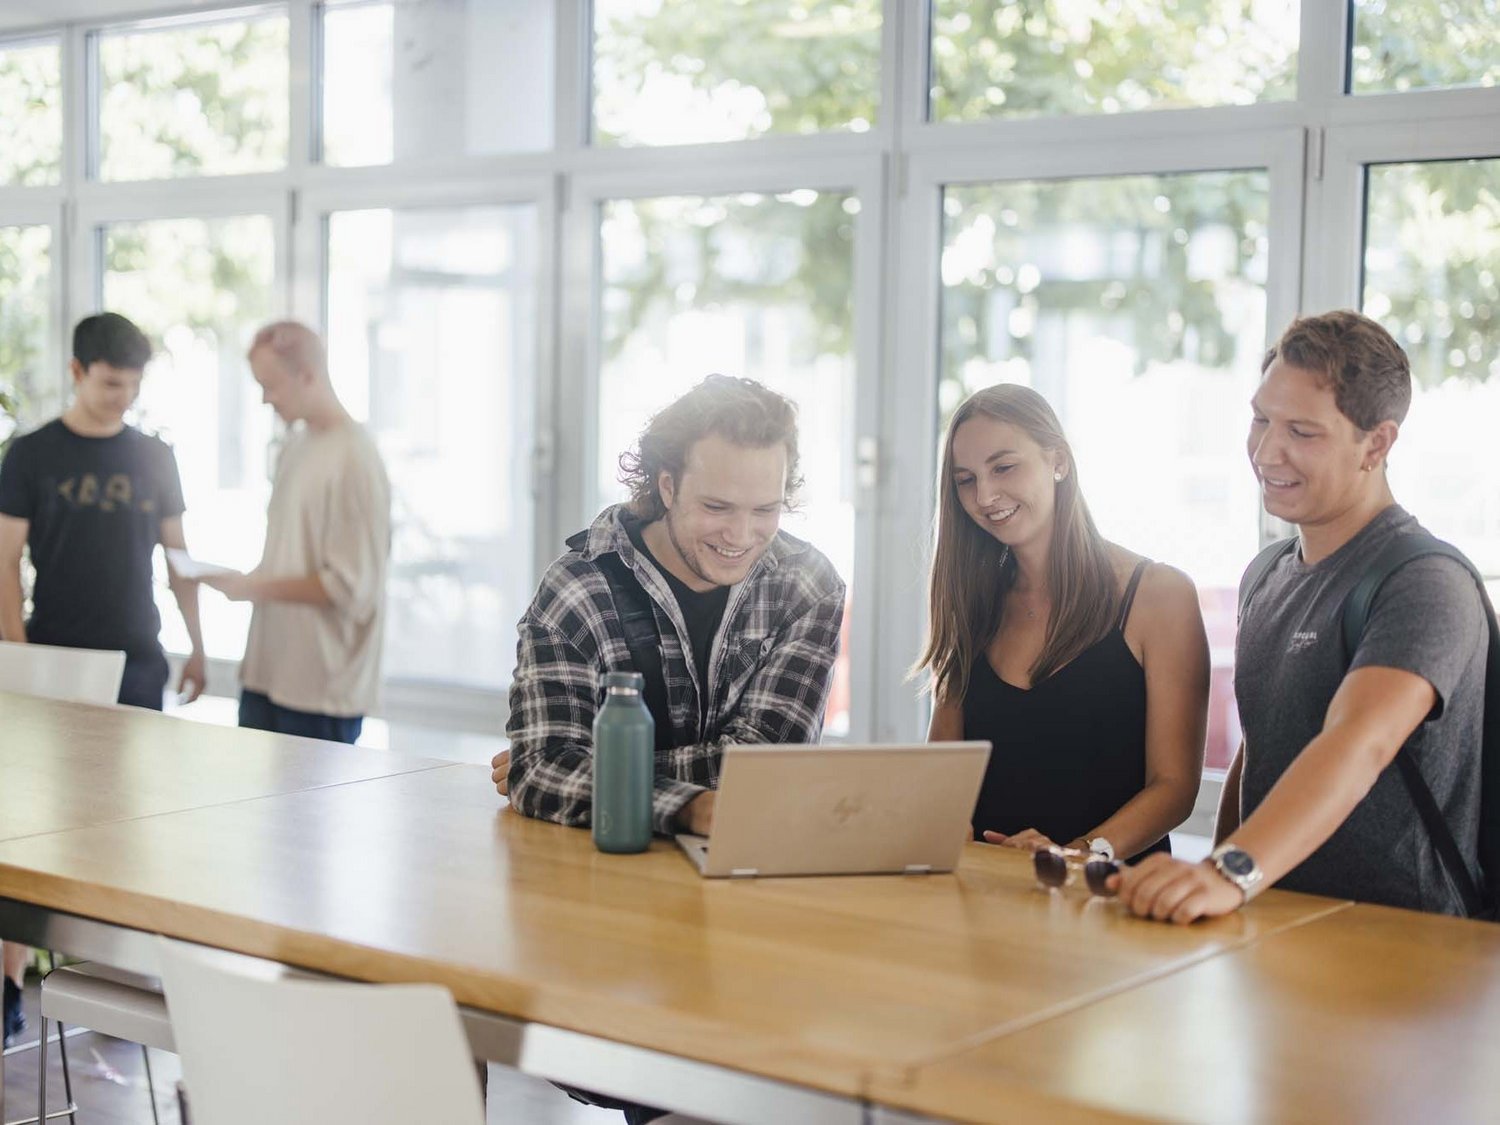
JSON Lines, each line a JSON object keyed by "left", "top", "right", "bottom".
{"left": 240, "top": 420, "right": 391, "bottom": 717}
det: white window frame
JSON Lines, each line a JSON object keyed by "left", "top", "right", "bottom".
{"left": 0, "top": 0, "right": 1495, "bottom": 768}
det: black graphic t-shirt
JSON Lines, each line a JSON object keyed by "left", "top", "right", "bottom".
{"left": 0, "top": 419, "right": 185, "bottom": 658}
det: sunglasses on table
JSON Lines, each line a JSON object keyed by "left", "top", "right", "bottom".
{"left": 1032, "top": 845, "right": 1122, "bottom": 898}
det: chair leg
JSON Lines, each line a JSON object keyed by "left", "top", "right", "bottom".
{"left": 55, "top": 1022, "right": 75, "bottom": 1125}
{"left": 141, "top": 1045, "right": 161, "bottom": 1125}
{"left": 37, "top": 1016, "right": 47, "bottom": 1125}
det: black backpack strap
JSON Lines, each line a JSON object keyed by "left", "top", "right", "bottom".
{"left": 1237, "top": 537, "right": 1297, "bottom": 622}
{"left": 594, "top": 551, "right": 674, "bottom": 754}
{"left": 1339, "top": 531, "right": 1495, "bottom": 917}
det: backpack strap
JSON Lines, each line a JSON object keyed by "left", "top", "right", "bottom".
{"left": 1238, "top": 537, "right": 1297, "bottom": 622}
{"left": 1339, "top": 531, "right": 1496, "bottom": 918}
{"left": 594, "top": 551, "right": 674, "bottom": 755}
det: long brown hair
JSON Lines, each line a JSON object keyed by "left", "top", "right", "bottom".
{"left": 915, "top": 384, "right": 1118, "bottom": 703}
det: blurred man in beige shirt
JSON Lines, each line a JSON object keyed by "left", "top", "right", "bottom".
{"left": 203, "top": 320, "right": 390, "bottom": 744}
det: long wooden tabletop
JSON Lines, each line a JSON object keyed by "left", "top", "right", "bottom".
{"left": 0, "top": 690, "right": 448, "bottom": 841}
{"left": 0, "top": 754, "right": 1346, "bottom": 1104}
{"left": 872, "top": 901, "right": 1500, "bottom": 1124}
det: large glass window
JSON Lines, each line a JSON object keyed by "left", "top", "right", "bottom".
{"left": 101, "top": 214, "right": 279, "bottom": 659}
{"left": 0, "top": 37, "right": 62, "bottom": 186}
{"left": 929, "top": 0, "right": 1299, "bottom": 122}
{"left": 0, "top": 225, "right": 56, "bottom": 436}
{"left": 95, "top": 9, "right": 290, "bottom": 182}
{"left": 320, "top": 0, "right": 553, "bottom": 167}
{"left": 592, "top": 0, "right": 880, "bottom": 146}
{"left": 1365, "top": 157, "right": 1500, "bottom": 592}
{"left": 597, "top": 191, "right": 858, "bottom": 733}
{"left": 326, "top": 204, "right": 538, "bottom": 688}
{"left": 1350, "top": 0, "right": 1500, "bottom": 95}
{"left": 940, "top": 170, "right": 1271, "bottom": 769}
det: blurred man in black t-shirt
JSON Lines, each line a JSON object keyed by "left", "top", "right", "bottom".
{"left": 0, "top": 312, "right": 208, "bottom": 1042}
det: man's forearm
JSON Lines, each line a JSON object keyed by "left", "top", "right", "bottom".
{"left": 0, "top": 566, "right": 26, "bottom": 642}
{"left": 170, "top": 579, "right": 205, "bottom": 652}
{"left": 1214, "top": 748, "right": 1244, "bottom": 845}
{"left": 1224, "top": 728, "right": 1384, "bottom": 887}
{"left": 251, "top": 574, "right": 331, "bottom": 606}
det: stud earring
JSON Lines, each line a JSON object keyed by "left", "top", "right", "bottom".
{"left": 1054, "top": 471, "right": 1064, "bottom": 482}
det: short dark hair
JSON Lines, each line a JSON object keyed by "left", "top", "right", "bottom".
{"left": 618, "top": 374, "right": 803, "bottom": 521}
{"left": 1262, "top": 310, "right": 1411, "bottom": 430}
{"left": 73, "top": 313, "right": 152, "bottom": 371}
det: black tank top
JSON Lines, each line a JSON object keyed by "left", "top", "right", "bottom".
{"left": 962, "top": 560, "right": 1170, "bottom": 860}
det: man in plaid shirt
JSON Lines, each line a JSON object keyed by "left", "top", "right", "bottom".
{"left": 493, "top": 375, "right": 845, "bottom": 837}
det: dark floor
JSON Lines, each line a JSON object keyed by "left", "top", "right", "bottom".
{"left": 3, "top": 975, "right": 618, "bottom": 1124}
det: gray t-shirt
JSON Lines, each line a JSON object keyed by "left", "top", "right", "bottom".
{"left": 1235, "top": 505, "right": 1486, "bottom": 915}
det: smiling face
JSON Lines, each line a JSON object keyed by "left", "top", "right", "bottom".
{"left": 949, "top": 415, "right": 1066, "bottom": 552}
{"left": 655, "top": 433, "right": 787, "bottom": 591}
{"left": 1248, "top": 358, "right": 1395, "bottom": 528}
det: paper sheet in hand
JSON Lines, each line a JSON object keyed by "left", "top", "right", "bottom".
{"left": 164, "top": 547, "right": 237, "bottom": 580}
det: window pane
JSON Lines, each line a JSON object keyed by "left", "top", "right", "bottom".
{"left": 103, "top": 215, "right": 278, "bottom": 659}
{"left": 598, "top": 191, "right": 858, "bottom": 733}
{"left": 0, "top": 225, "right": 56, "bottom": 437}
{"left": 0, "top": 38, "right": 62, "bottom": 186}
{"left": 321, "top": 0, "right": 553, "bottom": 167}
{"left": 1365, "top": 158, "right": 1500, "bottom": 580}
{"left": 940, "top": 171, "right": 1271, "bottom": 770}
{"left": 930, "top": 0, "right": 1299, "bottom": 121}
{"left": 592, "top": 0, "right": 880, "bottom": 146}
{"left": 96, "top": 11, "right": 289, "bottom": 181}
{"left": 1350, "top": 0, "right": 1500, "bottom": 94}
{"left": 327, "top": 204, "right": 538, "bottom": 689}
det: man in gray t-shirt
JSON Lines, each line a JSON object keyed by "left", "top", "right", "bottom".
{"left": 1115, "top": 310, "right": 1490, "bottom": 925}
{"left": 1236, "top": 505, "right": 1485, "bottom": 914}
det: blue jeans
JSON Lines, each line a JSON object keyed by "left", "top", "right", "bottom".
{"left": 238, "top": 690, "right": 363, "bottom": 745}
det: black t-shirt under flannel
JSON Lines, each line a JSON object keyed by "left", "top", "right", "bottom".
{"left": 0, "top": 419, "right": 185, "bottom": 659}
{"left": 627, "top": 523, "right": 730, "bottom": 707}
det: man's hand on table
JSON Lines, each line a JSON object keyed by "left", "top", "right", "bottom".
{"left": 1111, "top": 854, "right": 1245, "bottom": 924}
{"left": 491, "top": 749, "right": 510, "bottom": 797}
{"left": 675, "top": 791, "right": 715, "bottom": 836}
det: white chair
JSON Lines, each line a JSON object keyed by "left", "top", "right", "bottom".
{"left": 156, "top": 938, "right": 485, "bottom": 1125}
{"left": 0, "top": 641, "right": 124, "bottom": 706}
{"left": 36, "top": 961, "right": 172, "bottom": 1125}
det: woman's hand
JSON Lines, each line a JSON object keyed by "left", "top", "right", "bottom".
{"left": 982, "top": 828, "right": 1056, "bottom": 851}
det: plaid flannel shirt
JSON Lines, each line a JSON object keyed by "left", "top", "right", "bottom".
{"left": 506, "top": 504, "right": 846, "bottom": 834}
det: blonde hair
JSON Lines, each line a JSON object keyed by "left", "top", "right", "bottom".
{"left": 247, "top": 320, "right": 328, "bottom": 382}
{"left": 915, "top": 384, "right": 1118, "bottom": 703}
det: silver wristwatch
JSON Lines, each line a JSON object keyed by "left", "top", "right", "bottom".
{"left": 1085, "top": 836, "right": 1115, "bottom": 861}
{"left": 1208, "top": 843, "right": 1264, "bottom": 902}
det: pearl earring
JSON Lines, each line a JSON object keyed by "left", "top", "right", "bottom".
{"left": 1054, "top": 471, "right": 1063, "bottom": 482}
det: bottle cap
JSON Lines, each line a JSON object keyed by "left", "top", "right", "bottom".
{"left": 603, "top": 671, "right": 645, "bottom": 692}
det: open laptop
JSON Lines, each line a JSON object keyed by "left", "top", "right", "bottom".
{"left": 675, "top": 741, "right": 990, "bottom": 878}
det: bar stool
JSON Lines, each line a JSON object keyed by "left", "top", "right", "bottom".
{"left": 37, "top": 962, "right": 171, "bottom": 1125}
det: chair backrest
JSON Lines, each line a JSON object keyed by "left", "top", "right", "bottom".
{"left": 156, "top": 939, "right": 485, "bottom": 1125}
{"left": 0, "top": 640, "right": 125, "bottom": 706}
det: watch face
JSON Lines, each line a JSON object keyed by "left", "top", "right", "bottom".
{"left": 1220, "top": 849, "right": 1256, "bottom": 878}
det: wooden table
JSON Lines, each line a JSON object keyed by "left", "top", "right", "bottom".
{"left": 0, "top": 691, "right": 448, "bottom": 841}
{"left": 0, "top": 698, "right": 1357, "bottom": 1122}
{"left": 868, "top": 902, "right": 1500, "bottom": 1125}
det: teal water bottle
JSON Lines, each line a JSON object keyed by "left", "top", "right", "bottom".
{"left": 592, "top": 671, "right": 654, "bottom": 853}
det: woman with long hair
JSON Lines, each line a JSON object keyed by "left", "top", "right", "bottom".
{"left": 917, "top": 384, "right": 1209, "bottom": 861}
